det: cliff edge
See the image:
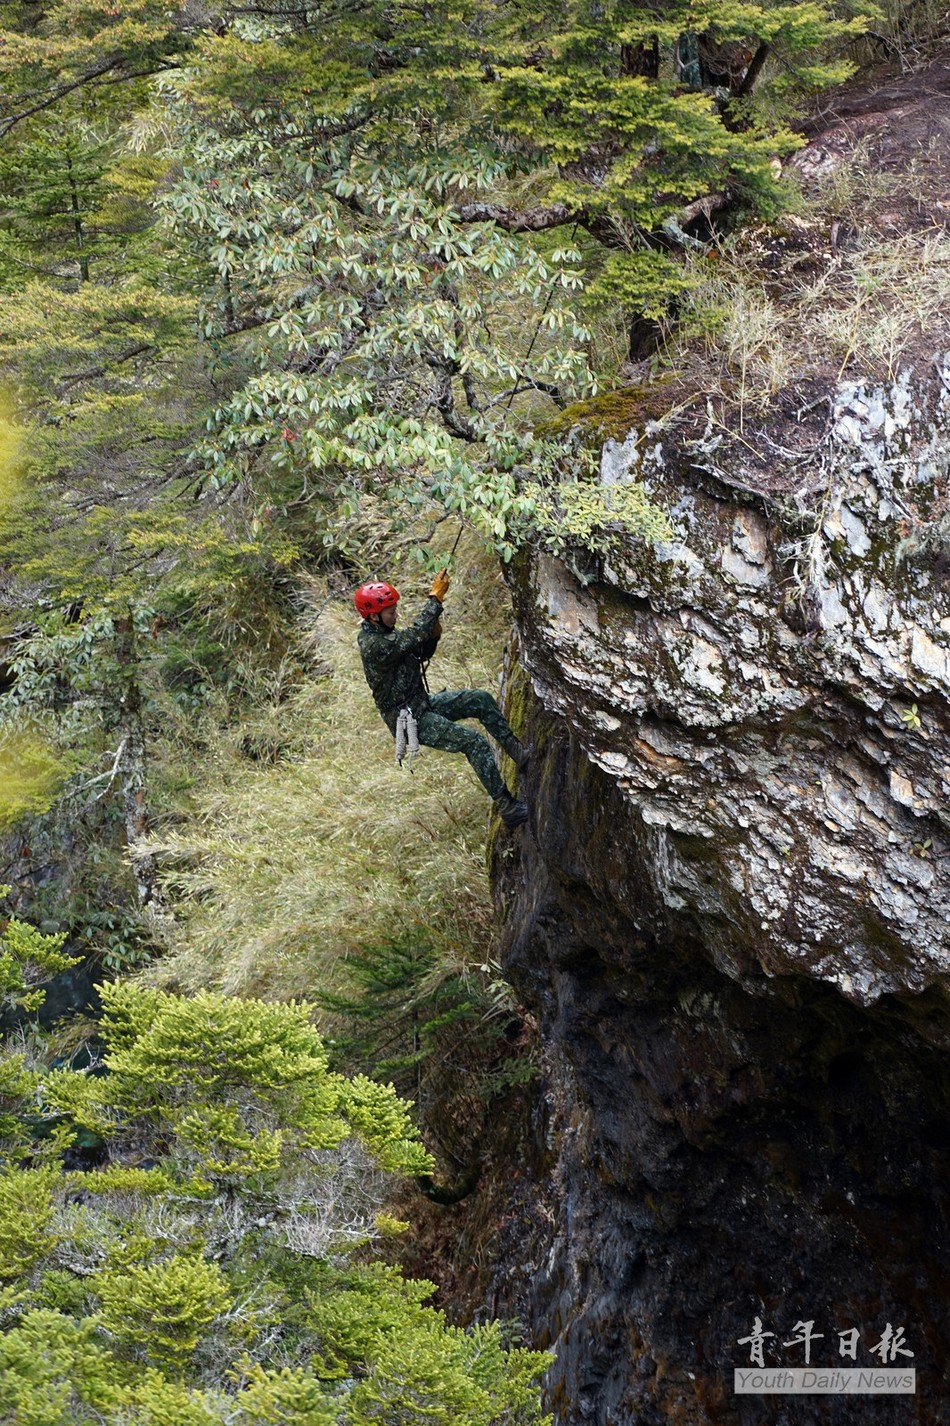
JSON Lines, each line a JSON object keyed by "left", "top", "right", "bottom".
{"left": 493, "top": 55, "right": 950, "bottom": 1426}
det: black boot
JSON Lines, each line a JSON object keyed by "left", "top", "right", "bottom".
{"left": 501, "top": 736, "right": 531, "bottom": 772}
{"left": 495, "top": 789, "right": 529, "bottom": 830}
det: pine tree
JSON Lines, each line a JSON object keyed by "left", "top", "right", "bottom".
{"left": 0, "top": 972, "right": 552, "bottom": 1425}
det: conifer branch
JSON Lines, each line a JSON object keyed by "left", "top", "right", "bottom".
{"left": 0, "top": 61, "right": 181, "bottom": 140}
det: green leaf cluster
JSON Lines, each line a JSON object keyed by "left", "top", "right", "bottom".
{"left": 0, "top": 885, "right": 78, "bottom": 1013}
{"left": 44, "top": 982, "right": 434, "bottom": 1183}
{"left": 0, "top": 971, "right": 550, "bottom": 1426}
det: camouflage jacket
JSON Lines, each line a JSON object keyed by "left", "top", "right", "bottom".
{"left": 358, "top": 596, "right": 443, "bottom": 725}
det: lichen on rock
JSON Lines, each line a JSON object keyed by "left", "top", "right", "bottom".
{"left": 511, "top": 353, "right": 950, "bottom": 1002}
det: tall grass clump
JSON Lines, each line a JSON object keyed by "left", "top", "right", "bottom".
{"left": 143, "top": 536, "right": 511, "bottom": 1003}
{"left": 657, "top": 147, "right": 950, "bottom": 415}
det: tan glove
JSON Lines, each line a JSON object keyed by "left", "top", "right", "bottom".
{"left": 429, "top": 569, "right": 450, "bottom": 602}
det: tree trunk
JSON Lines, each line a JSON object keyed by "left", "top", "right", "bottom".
{"left": 65, "top": 151, "right": 90, "bottom": 283}
{"left": 113, "top": 613, "right": 157, "bottom": 906}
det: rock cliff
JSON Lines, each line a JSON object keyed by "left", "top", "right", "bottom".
{"left": 492, "top": 59, "right": 950, "bottom": 1426}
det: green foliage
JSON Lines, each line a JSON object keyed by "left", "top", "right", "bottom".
{"left": 347, "top": 1316, "right": 551, "bottom": 1426}
{"left": 0, "top": 398, "right": 24, "bottom": 511}
{"left": 0, "top": 0, "right": 874, "bottom": 597}
{"left": 0, "top": 886, "right": 78, "bottom": 1014}
{"left": 45, "top": 981, "right": 434, "bottom": 1183}
{"left": 0, "top": 119, "right": 112, "bottom": 286}
{"left": 0, "top": 969, "right": 550, "bottom": 1426}
{"left": 0, "top": 1165, "right": 59, "bottom": 1280}
{"left": 159, "top": 107, "right": 593, "bottom": 554}
{"left": 584, "top": 248, "right": 702, "bottom": 317}
{"left": 0, "top": 1, "right": 197, "bottom": 134}
{"left": 317, "top": 932, "right": 476, "bottom": 1090}
{"left": 0, "top": 1310, "right": 120, "bottom": 1424}
{"left": 233, "top": 1364, "right": 337, "bottom": 1426}
{"left": 506, "top": 442, "right": 673, "bottom": 558}
{"left": 0, "top": 1053, "right": 43, "bottom": 1157}
{"left": 0, "top": 734, "right": 70, "bottom": 827}
{"left": 304, "top": 1264, "right": 438, "bottom": 1380}
{"left": 314, "top": 926, "right": 534, "bottom": 1174}
{"left": 0, "top": 0, "right": 864, "bottom": 966}
{"left": 95, "top": 1255, "right": 233, "bottom": 1370}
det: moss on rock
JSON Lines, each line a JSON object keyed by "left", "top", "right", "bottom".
{"left": 536, "top": 380, "right": 680, "bottom": 443}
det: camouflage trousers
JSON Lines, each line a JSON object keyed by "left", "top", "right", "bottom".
{"left": 386, "top": 689, "right": 516, "bottom": 800}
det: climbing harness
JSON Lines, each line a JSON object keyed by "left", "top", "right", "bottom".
{"left": 394, "top": 705, "right": 420, "bottom": 770}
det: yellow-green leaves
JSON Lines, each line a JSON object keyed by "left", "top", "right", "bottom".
{"left": 0, "top": 735, "right": 70, "bottom": 830}
{"left": 55, "top": 983, "right": 434, "bottom": 1183}
{"left": 0, "top": 1166, "right": 60, "bottom": 1281}
{"left": 0, "top": 401, "right": 24, "bottom": 516}
{"left": 0, "top": 971, "right": 548, "bottom": 1426}
{"left": 346, "top": 1316, "right": 553, "bottom": 1426}
{"left": 0, "top": 888, "right": 78, "bottom": 1014}
{"left": 340, "top": 1075, "right": 435, "bottom": 1176}
{"left": 233, "top": 1366, "right": 338, "bottom": 1426}
{"left": 0, "top": 1311, "right": 122, "bottom": 1424}
{"left": 95, "top": 1256, "right": 232, "bottom": 1370}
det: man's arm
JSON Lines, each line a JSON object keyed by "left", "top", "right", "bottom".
{"left": 370, "top": 597, "right": 443, "bottom": 670}
{"left": 418, "top": 617, "right": 442, "bottom": 662}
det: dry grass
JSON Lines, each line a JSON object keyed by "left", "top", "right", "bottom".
{"left": 142, "top": 535, "right": 512, "bottom": 1003}
{"left": 800, "top": 230, "right": 950, "bottom": 377}
{"left": 659, "top": 198, "right": 950, "bottom": 421}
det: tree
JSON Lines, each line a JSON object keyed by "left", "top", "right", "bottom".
{"left": 127, "top": 0, "right": 867, "bottom": 555}
{"left": 0, "top": 978, "right": 552, "bottom": 1425}
{"left": 0, "top": 0, "right": 196, "bottom": 141}
{"left": 0, "top": 883, "right": 78, "bottom": 1015}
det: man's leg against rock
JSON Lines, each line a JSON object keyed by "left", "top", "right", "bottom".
{"left": 426, "top": 689, "right": 527, "bottom": 765}
{"left": 416, "top": 707, "right": 507, "bottom": 800}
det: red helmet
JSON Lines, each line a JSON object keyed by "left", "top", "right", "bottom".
{"left": 354, "top": 581, "right": 399, "bottom": 618}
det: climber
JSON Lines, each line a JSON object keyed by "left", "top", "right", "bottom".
{"left": 355, "top": 572, "right": 530, "bottom": 829}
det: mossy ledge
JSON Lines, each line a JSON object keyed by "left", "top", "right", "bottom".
{"left": 536, "top": 378, "right": 684, "bottom": 443}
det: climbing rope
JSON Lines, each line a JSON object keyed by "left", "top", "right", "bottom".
{"left": 419, "top": 522, "right": 462, "bottom": 695}
{"left": 503, "top": 218, "right": 580, "bottom": 415}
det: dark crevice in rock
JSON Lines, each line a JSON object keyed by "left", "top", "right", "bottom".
{"left": 493, "top": 715, "right": 950, "bottom": 1424}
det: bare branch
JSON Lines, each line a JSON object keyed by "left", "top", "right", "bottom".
{"left": 424, "top": 359, "right": 478, "bottom": 441}
{"left": 57, "top": 343, "right": 154, "bottom": 391}
{"left": 456, "top": 201, "right": 575, "bottom": 232}
{"left": 736, "top": 42, "right": 770, "bottom": 98}
{"left": 490, "top": 379, "right": 565, "bottom": 410}
{"left": 0, "top": 61, "right": 181, "bottom": 140}
{"left": 677, "top": 192, "right": 728, "bottom": 226}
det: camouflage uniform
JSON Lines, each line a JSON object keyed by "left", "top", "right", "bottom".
{"left": 358, "top": 596, "right": 519, "bottom": 800}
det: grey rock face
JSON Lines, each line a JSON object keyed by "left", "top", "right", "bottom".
{"left": 512, "top": 363, "right": 950, "bottom": 1006}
